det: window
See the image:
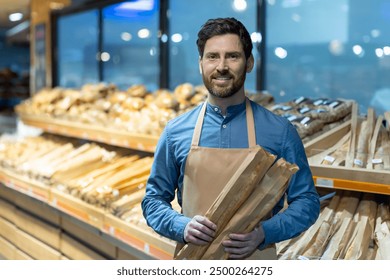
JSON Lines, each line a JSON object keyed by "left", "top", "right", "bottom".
{"left": 56, "top": 0, "right": 159, "bottom": 91}
{"left": 265, "top": 0, "right": 390, "bottom": 114}
{"left": 102, "top": 0, "right": 160, "bottom": 91}
{"left": 57, "top": 10, "right": 99, "bottom": 88}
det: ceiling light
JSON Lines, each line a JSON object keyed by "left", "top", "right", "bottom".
{"left": 9, "top": 12, "right": 23, "bottom": 22}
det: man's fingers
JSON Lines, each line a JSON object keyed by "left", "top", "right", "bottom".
{"left": 187, "top": 227, "right": 214, "bottom": 242}
{"left": 194, "top": 215, "right": 217, "bottom": 231}
{"left": 184, "top": 215, "right": 217, "bottom": 245}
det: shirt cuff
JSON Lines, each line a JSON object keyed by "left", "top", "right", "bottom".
{"left": 258, "top": 220, "right": 275, "bottom": 250}
{"left": 172, "top": 215, "right": 192, "bottom": 243}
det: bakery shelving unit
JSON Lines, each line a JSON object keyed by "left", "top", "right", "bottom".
{"left": 304, "top": 120, "right": 390, "bottom": 195}
{"left": 0, "top": 113, "right": 176, "bottom": 260}
{"left": 19, "top": 112, "right": 390, "bottom": 196}
{"left": 0, "top": 165, "right": 176, "bottom": 260}
{"left": 2, "top": 110, "right": 388, "bottom": 260}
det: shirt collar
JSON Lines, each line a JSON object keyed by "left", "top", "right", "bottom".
{"left": 206, "top": 99, "right": 246, "bottom": 118}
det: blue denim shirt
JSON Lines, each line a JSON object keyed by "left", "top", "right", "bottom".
{"left": 141, "top": 99, "right": 320, "bottom": 248}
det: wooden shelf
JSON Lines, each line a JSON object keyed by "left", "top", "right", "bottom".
{"left": 0, "top": 168, "right": 50, "bottom": 202}
{"left": 103, "top": 214, "right": 175, "bottom": 260}
{"left": 305, "top": 121, "right": 390, "bottom": 195}
{"left": 0, "top": 168, "right": 174, "bottom": 259}
{"left": 18, "top": 114, "right": 159, "bottom": 153}
{"left": 312, "top": 165, "right": 390, "bottom": 195}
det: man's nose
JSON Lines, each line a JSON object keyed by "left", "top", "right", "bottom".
{"left": 216, "top": 58, "right": 228, "bottom": 72}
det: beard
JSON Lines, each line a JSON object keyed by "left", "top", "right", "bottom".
{"left": 202, "top": 67, "right": 247, "bottom": 99}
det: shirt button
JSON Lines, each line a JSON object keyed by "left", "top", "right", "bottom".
{"left": 214, "top": 108, "right": 218, "bottom": 112}
{"left": 222, "top": 124, "right": 227, "bottom": 128}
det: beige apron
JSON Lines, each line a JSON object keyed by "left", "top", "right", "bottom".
{"left": 176, "top": 98, "right": 277, "bottom": 260}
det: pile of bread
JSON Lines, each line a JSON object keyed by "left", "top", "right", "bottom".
{"left": 265, "top": 96, "right": 353, "bottom": 142}
{"left": 16, "top": 83, "right": 209, "bottom": 136}
{"left": 278, "top": 190, "right": 390, "bottom": 260}
{"left": 0, "top": 134, "right": 154, "bottom": 228}
{"left": 308, "top": 105, "right": 390, "bottom": 170}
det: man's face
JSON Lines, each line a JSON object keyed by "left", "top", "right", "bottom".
{"left": 199, "top": 34, "right": 253, "bottom": 98}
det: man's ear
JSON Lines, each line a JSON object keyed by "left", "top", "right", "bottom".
{"left": 198, "top": 56, "right": 203, "bottom": 74}
{"left": 246, "top": 55, "right": 254, "bottom": 73}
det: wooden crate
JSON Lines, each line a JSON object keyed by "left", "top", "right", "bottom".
{"left": 61, "top": 216, "right": 116, "bottom": 259}
{"left": 60, "top": 233, "right": 106, "bottom": 260}
{"left": 15, "top": 228, "right": 62, "bottom": 260}
{"left": 15, "top": 209, "right": 61, "bottom": 250}
{"left": 0, "top": 183, "right": 17, "bottom": 203}
{"left": 117, "top": 247, "right": 140, "bottom": 260}
{"left": 0, "top": 235, "right": 16, "bottom": 260}
{"left": 14, "top": 249, "right": 34, "bottom": 260}
{"left": 0, "top": 198, "right": 17, "bottom": 224}
{"left": 13, "top": 186, "right": 61, "bottom": 226}
{"left": 0, "top": 216, "right": 18, "bottom": 245}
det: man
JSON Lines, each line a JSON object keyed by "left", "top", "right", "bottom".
{"left": 142, "top": 17, "right": 320, "bottom": 259}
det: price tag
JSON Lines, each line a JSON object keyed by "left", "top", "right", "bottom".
{"left": 137, "top": 143, "right": 145, "bottom": 150}
{"left": 7, "top": 180, "right": 15, "bottom": 189}
{"left": 323, "top": 155, "right": 335, "bottom": 164}
{"left": 294, "top": 96, "right": 305, "bottom": 104}
{"left": 271, "top": 104, "right": 282, "bottom": 111}
{"left": 144, "top": 243, "right": 150, "bottom": 254}
{"left": 353, "top": 159, "right": 363, "bottom": 166}
{"left": 316, "top": 178, "right": 334, "bottom": 188}
{"left": 300, "top": 117, "right": 311, "bottom": 125}
{"left": 299, "top": 107, "right": 310, "bottom": 114}
{"left": 372, "top": 158, "right": 383, "bottom": 164}
{"left": 287, "top": 115, "right": 298, "bottom": 121}
{"left": 51, "top": 198, "right": 57, "bottom": 207}
{"left": 123, "top": 140, "right": 130, "bottom": 147}
{"left": 329, "top": 101, "right": 340, "bottom": 108}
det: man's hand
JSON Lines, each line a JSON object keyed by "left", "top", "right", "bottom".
{"left": 222, "top": 225, "right": 265, "bottom": 259}
{"left": 184, "top": 215, "right": 217, "bottom": 245}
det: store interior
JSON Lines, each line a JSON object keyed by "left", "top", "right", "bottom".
{"left": 0, "top": 0, "right": 389, "bottom": 260}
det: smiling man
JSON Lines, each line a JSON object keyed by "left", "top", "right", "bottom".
{"left": 142, "top": 17, "right": 320, "bottom": 260}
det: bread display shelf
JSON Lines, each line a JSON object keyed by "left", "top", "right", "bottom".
{"left": 18, "top": 114, "right": 159, "bottom": 153}
{"left": 0, "top": 168, "right": 174, "bottom": 260}
{"left": 311, "top": 166, "right": 390, "bottom": 195}
{"left": 50, "top": 188, "right": 106, "bottom": 229}
{"left": 304, "top": 121, "right": 390, "bottom": 195}
{"left": 0, "top": 168, "right": 50, "bottom": 202}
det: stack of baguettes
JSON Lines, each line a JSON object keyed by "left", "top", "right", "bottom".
{"left": 277, "top": 191, "right": 390, "bottom": 260}
{"left": 309, "top": 105, "right": 390, "bottom": 171}
{"left": 175, "top": 146, "right": 299, "bottom": 260}
{"left": 0, "top": 135, "right": 151, "bottom": 210}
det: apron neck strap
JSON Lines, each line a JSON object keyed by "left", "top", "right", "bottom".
{"left": 191, "top": 98, "right": 257, "bottom": 147}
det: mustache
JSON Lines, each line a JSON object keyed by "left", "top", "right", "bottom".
{"left": 212, "top": 72, "right": 233, "bottom": 79}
